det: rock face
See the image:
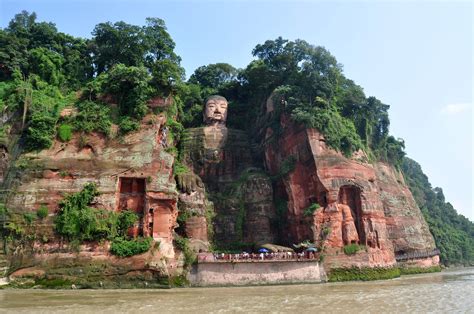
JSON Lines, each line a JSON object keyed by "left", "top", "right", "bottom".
{"left": 0, "top": 94, "right": 440, "bottom": 286}
{"left": 0, "top": 146, "right": 8, "bottom": 185}
{"left": 0, "top": 114, "right": 182, "bottom": 282}
{"left": 374, "top": 163, "right": 436, "bottom": 254}
{"left": 180, "top": 126, "right": 277, "bottom": 247}
{"left": 264, "top": 113, "right": 438, "bottom": 268}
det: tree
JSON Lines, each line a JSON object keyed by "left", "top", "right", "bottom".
{"left": 24, "top": 111, "right": 56, "bottom": 151}
{"left": 28, "top": 47, "right": 65, "bottom": 86}
{"left": 402, "top": 158, "right": 474, "bottom": 265}
{"left": 91, "top": 21, "right": 145, "bottom": 73}
{"left": 91, "top": 18, "right": 183, "bottom": 95}
{"left": 189, "top": 63, "right": 238, "bottom": 90}
{"left": 100, "top": 64, "right": 151, "bottom": 119}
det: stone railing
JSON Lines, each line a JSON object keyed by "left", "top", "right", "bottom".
{"left": 395, "top": 248, "right": 440, "bottom": 262}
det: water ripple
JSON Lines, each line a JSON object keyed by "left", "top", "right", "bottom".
{"left": 0, "top": 268, "right": 473, "bottom": 313}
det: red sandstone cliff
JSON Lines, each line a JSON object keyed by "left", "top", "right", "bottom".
{"left": 264, "top": 112, "right": 438, "bottom": 269}
{"left": 1, "top": 113, "right": 183, "bottom": 284}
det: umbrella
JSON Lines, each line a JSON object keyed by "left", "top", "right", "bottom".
{"left": 305, "top": 247, "right": 318, "bottom": 252}
{"left": 258, "top": 248, "right": 270, "bottom": 253}
{"left": 261, "top": 243, "right": 294, "bottom": 253}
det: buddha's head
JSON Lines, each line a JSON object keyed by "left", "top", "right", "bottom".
{"left": 203, "top": 95, "right": 228, "bottom": 126}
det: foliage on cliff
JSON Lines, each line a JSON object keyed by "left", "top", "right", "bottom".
{"left": 55, "top": 183, "right": 130, "bottom": 241}
{"left": 0, "top": 10, "right": 183, "bottom": 150}
{"left": 183, "top": 37, "right": 405, "bottom": 164}
{"left": 55, "top": 183, "right": 152, "bottom": 257}
{"left": 402, "top": 158, "right": 474, "bottom": 266}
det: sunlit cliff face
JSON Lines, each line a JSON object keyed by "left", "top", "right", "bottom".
{"left": 204, "top": 96, "right": 228, "bottom": 126}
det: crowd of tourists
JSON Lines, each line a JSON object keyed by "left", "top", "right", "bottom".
{"left": 197, "top": 251, "right": 318, "bottom": 263}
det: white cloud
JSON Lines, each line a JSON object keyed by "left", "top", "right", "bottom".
{"left": 440, "top": 103, "right": 472, "bottom": 115}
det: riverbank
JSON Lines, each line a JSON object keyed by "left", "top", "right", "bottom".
{"left": 0, "top": 262, "right": 444, "bottom": 289}
{"left": 0, "top": 268, "right": 472, "bottom": 313}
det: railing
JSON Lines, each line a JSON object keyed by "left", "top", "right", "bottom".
{"left": 395, "top": 248, "right": 440, "bottom": 262}
{"left": 197, "top": 252, "right": 320, "bottom": 263}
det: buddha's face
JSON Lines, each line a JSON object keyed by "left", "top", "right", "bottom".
{"left": 204, "top": 97, "right": 228, "bottom": 125}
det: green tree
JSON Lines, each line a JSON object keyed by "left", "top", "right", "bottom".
{"left": 100, "top": 64, "right": 151, "bottom": 119}
{"left": 24, "top": 111, "right": 56, "bottom": 151}
{"left": 92, "top": 21, "right": 145, "bottom": 73}
{"left": 28, "top": 47, "right": 65, "bottom": 86}
{"left": 189, "top": 63, "right": 238, "bottom": 90}
{"left": 402, "top": 158, "right": 474, "bottom": 265}
{"left": 74, "top": 100, "right": 112, "bottom": 135}
{"left": 91, "top": 17, "right": 183, "bottom": 94}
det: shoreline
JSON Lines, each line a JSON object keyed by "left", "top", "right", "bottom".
{"left": 0, "top": 264, "right": 445, "bottom": 290}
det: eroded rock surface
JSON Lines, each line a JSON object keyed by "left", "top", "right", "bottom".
{"left": 264, "top": 114, "right": 438, "bottom": 268}
{"left": 1, "top": 114, "right": 181, "bottom": 282}
{"left": 180, "top": 125, "right": 276, "bottom": 247}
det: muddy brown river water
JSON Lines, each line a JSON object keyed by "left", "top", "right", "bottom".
{"left": 0, "top": 267, "right": 473, "bottom": 313}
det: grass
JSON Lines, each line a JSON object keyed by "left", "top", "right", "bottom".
{"left": 399, "top": 265, "right": 442, "bottom": 275}
{"left": 328, "top": 266, "right": 401, "bottom": 282}
{"left": 343, "top": 244, "right": 364, "bottom": 255}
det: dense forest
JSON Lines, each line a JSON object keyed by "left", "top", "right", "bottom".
{"left": 402, "top": 158, "right": 474, "bottom": 265}
{"left": 0, "top": 11, "right": 472, "bottom": 265}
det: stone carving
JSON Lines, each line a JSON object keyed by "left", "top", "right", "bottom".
{"left": 203, "top": 95, "right": 228, "bottom": 126}
{"left": 363, "top": 217, "right": 380, "bottom": 248}
{"left": 339, "top": 203, "right": 360, "bottom": 245}
{"left": 178, "top": 95, "right": 276, "bottom": 248}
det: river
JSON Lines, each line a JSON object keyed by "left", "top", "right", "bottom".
{"left": 0, "top": 267, "right": 473, "bottom": 313}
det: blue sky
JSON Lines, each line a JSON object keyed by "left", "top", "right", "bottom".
{"left": 1, "top": 0, "right": 472, "bottom": 220}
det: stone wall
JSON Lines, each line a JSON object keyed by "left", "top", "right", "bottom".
{"left": 188, "top": 261, "right": 325, "bottom": 286}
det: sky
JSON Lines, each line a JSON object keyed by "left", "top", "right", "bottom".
{"left": 1, "top": 0, "right": 472, "bottom": 220}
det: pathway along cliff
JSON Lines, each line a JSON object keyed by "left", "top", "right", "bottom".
{"left": 1, "top": 268, "right": 473, "bottom": 313}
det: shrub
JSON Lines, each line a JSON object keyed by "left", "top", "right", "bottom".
{"left": 343, "top": 243, "right": 363, "bottom": 255}
{"left": 173, "top": 161, "right": 189, "bottom": 176}
{"left": 37, "top": 205, "right": 49, "bottom": 219}
{"left": 55, "top": 183, "right": 119, "bottom": 241}
{"left": 322, "top": 227, "right": 331, "bottom": 238}
{"left": 23, "top": 212, "right": 36, "bottom": 225}
{"left": 110, "top": 237, "right": 152, "bottom": 257}
{"left": 291, "top": 106, "right": 363, "bottom": 157}
{"left": 278, "top": 156, "right": 296, "bottom": 178}
{"left": 100, "top": 64, "right": 151, "bottom": 119}
{"left": 117, "top": 210, "right": 138, "bottom": 237}
{"left": 74, "top": 100, "right": 112, "bottom": 135}
{"left": 57, "top": 123, "right": 73, "bottom": 142}
{"left": 24, "top": 112, "right": 57, "bottom": 151}
{"left": 399, "top": 265, "right": 441, "bottom": 275}
{"left": 174, "top": 235, "right": 196, "bottom": 267}
{"left": 328, "top": 267, "right": 401, "bottom": 282}
{"left": 119, "top": 116, "right": 140, "bottom": 134}
{"left": 303, "top": 203, "right": 320, "bottom": 217}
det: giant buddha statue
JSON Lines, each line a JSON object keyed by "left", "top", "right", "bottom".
{"left": 177, "top": 95, "right": 276, "bottom": 251}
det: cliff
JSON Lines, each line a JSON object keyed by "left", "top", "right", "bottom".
{"left": 263, "top": 112, "right": 438, "bottom": 269}
{"left": 0, "top": 106, "right": 440, "bottom": 287}
{"left": 0, "top": 113, "right": 184, "bottom": 287}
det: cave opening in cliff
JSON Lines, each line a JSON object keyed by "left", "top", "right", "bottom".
{"left": 118, "top": 177, "right": 146, "bottom": 236}
{"left": 338, "top": 185, "right": 365, "bottom": 244}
